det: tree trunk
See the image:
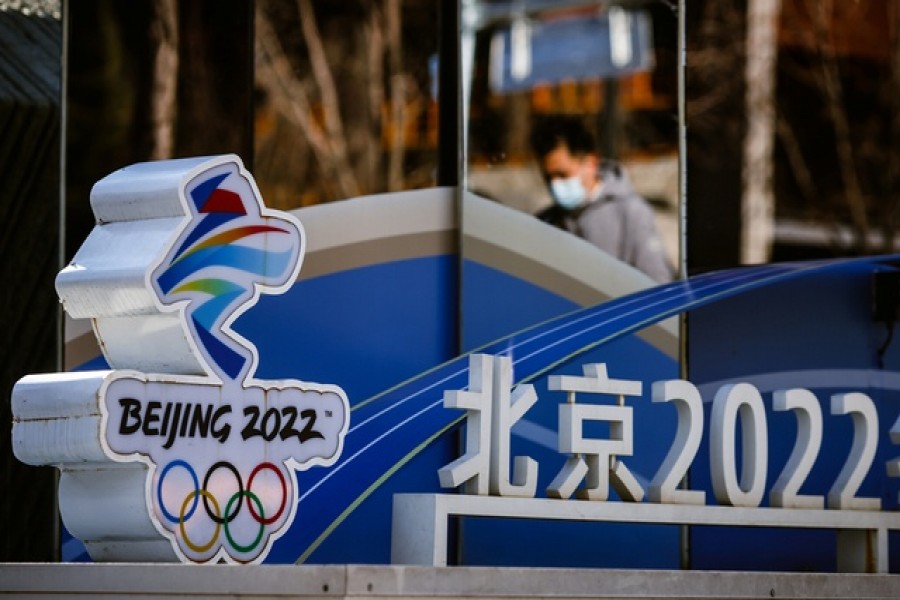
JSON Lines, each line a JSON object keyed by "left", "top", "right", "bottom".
{"left": 150, "top": 0, "right": 178, "bottom": 160}
{"left": 741, "top": 0, "right": 781, "bottom": 264}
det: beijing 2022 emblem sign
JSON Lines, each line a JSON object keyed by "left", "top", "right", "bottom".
{"left": 94, "top": 157, "right": 349, "bottom": 564}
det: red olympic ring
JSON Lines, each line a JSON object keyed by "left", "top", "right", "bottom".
{"left": 246, "top": 462, "right": 288, "bottom": 525}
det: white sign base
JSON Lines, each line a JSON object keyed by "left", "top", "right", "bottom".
{"left": 391, "top": 493, "right": 896, "bottom": 572}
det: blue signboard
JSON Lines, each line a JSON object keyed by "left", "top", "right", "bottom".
{"left": 489, "top": 9, "right": 654, "bottom": 93}
{"left": 11, "top": 157, "right": 900, "bottom": 573}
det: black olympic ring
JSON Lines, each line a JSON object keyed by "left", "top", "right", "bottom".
{"left": 203, "top": 461, "right": 243, "bottom": 524}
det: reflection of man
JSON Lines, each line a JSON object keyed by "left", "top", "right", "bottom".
{"left": 531, "top": 116, "right": 675, "bottom": 283}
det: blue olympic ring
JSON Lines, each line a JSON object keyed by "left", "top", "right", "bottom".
{"left": 158, "top": 459, "right": 200, "bottom": 523}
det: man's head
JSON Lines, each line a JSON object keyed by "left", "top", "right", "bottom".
{"left": 530, "top": 116, "right": 601, "bottom": 210}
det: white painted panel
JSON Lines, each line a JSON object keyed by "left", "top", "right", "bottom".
{"left": 11, "top": 372, "right": 109, "bottom": 464}
{"left": 94, "top": 314, "right": 202, "bottom": 375}
{"left": 11, "top": 371, "right": 107, "bottom": 419}
{"left": 12, "top": 417, "right": 106, "bottom": 465}
{"left": 56, "top": 217, "right": 182, "bottom": 318}
{"left": 58, "top": 465, "right": 162, "bottom": 542}
{"left": 89, "top": 155, "right": 226, "bottom": 223}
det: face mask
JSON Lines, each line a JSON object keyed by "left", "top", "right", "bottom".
{"left": 550, "top": 176, "right": 586, "bottom": 210}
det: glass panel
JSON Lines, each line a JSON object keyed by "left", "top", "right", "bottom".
{"left": 460, "top": 0, "right": 682, "bottom": 349}
{"left": 770, "top": 1, "right": 898, "bottom": 262}
{"left": 65, "top": 0, "right": 256, "bottom": 259}
{"left": 252, "top": 0, "right": 440, "bottom": 209}
{"left": 462, "top": 0, "right": 679, "bottom": 281}
{"left": 456, "top": 1, "right": 684, "bottom": 567}
{"left": 686, "top": 1, "right": 899, "bottom": 272}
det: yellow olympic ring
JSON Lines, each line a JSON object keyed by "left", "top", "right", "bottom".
{"left": 179, "top": 489, "right": 222, "bottom": 555}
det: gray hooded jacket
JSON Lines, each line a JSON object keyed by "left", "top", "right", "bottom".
{"left": 536, "top": 161, "right": 674, "bottom": 283}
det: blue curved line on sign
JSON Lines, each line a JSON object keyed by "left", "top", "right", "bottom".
{"left": 157, "top": 246, "right": 294, "bottom": 293}
{"left": 287, "top": 254, "right": 900, "bottom": 563}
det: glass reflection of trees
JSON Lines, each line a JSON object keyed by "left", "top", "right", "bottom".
{"left": 253, "top": 0, "right": 440, "bottom": 209}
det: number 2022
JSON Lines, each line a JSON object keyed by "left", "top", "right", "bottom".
{"left": 648, "top": 381, "right": 883, "bottom": 511}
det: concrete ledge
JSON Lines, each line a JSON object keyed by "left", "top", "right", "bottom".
{"left": 1, "top": 564, "right": 899, "bottom": 599}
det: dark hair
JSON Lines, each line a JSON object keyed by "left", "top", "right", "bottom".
{"left": 529, "top": 115, "right": 597, "bottom": 159}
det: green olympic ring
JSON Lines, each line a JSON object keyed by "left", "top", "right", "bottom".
{"left": 223, "top": 490, "right": 266, "bottom": 555}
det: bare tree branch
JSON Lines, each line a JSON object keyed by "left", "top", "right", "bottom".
{"left": 775, "top": 114, "right": 817, "bottom": 206}
{"left": 255, "top": 6, "right": 364, "bottom": 200}
{"left": 686, "top": 0, "right": 745, "bottom": 159}
{"left": 809, "top": 0, "right": 869, "bottom": 251}
{"left": 297, "top": 0, "right": 361, "bottom": 198}
{"left": 150, "top": 0, "right": 178, "bottom": 160}
{"left": 255, "top": 12, "right": 333, "bottom": 180}
{"left": 364, "top": 6, "right": 386, "bottom": 191}
{"left": 385, "top": 0, "right": 407, "bottom": 191}
{"left": 254, "top": 0, "right": 421, "bottom": 203}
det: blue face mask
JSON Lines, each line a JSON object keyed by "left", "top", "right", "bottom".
{"left": 550, "top": 176, "right": 586, "bottom": 210}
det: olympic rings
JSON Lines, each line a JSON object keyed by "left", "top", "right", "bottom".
{"left": 203, "top": 461, "right": 243, "bottom": 524}
{"left": 156, "top": 459, "right": 290, "bottom": 555}
{"left": 247, "top": 462, "right": 287, "bottom": 524}
{"left": 180, "top": 489, "right": 221, "bottom": 554}
{"left": 158, "top": 459, "right": 199, "bottom": 523}
{"left": 224, "top": 490, "right": 266, "bottom": 553}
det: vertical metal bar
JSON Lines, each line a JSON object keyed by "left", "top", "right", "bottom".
{"left": 677, "top": 0, "right": 688, "bottom": 282}
{"left": 442, "top": 0, "right": 463, "bottom": 360}
{"left": 56, "top": 0, "right": 70, "bottom": 563}
{"left": 676, "top": 0, "right": 691, "bottom": 573}
{"left": 438, "top": 0, "right": 461, "bottom": 188}
{"left": 440, "top": 0, "right": 464, "bottom": 565}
